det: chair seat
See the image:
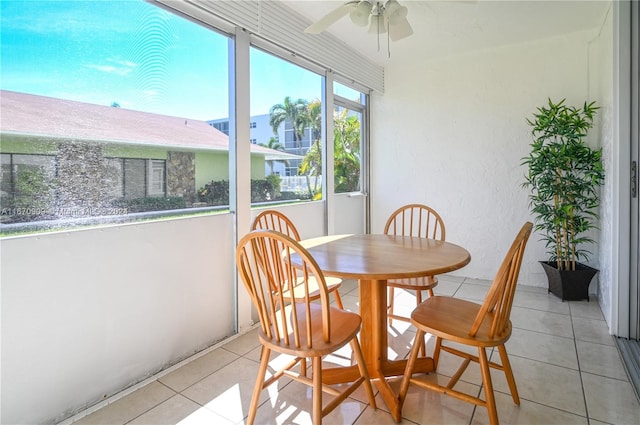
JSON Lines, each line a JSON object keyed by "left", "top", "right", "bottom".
{"left": 399, "top": 222, "right": 532, "bottom": 425}
{"left": 259, "top": 303, "right": 361, "bottom": 357}
{"left": 387, "top": 275, "right": 438, "bottom": 290}
{"left": 410, "top": 296, "right": 512, "bottom": 347}
{"left": 282, "top": 276, "right": 342, "bottom": 302}
{"left": 237, "top": 229, "right": 377, "bottom": 424}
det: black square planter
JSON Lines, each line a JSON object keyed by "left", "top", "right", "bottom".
{"left": 540, "top": 261, "right": 598, "bottom": 302}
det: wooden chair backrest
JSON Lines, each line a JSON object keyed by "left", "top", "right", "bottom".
{"left": 470, "top": 222, "right": 533, "bottom": 339}
{"left": 236, "top": 230, "right": 331, "bottom": 348}
{"left": 384, "top": 204, "right": 446, "bottom": 241}
{"left": 252, "top": 210, "right": 301, "bottom": 241}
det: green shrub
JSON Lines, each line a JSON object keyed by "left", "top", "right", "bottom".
{"left": 197, "top": 180, "right": 229, "bottom": 206}
{"left": 265, "top": 174, "right": 281, "bottom": 199}
{"left": 115, "top": 196, "right": 187, "bottom": 212}
{"left": 279, "top": 191, "right": 310, "bottom": 201}
{"left": 198, "top": 177, "right": 286, "bottom": 205}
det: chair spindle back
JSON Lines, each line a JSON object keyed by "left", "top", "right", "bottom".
{"left": 470, "top": 222, "right": 533, "bottom": 339}
{"left": 384, "top": 204, "right": 446, "bottom": 240}
{"left": 252, "top": 210, "right": 302, "bottom": 241}
{"left": 236, "top": 230, "right": 331, "bottom": 349}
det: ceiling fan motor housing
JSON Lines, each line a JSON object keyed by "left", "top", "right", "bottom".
{"left": 304, "top": 0, "right": 413, "bottom": 42}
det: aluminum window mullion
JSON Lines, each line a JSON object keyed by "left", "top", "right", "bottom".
{"left": 249, "top": 37, "right": 326, "bottom": 78}
{"left": 324, "top": 71, "right": 334, "bottom": 235}
{"left": 229, "top": 28, "right": 254, "bottom": 334}
{"left": 631, "top": 0, "right": 640, "bottom": 340}
{"left": 334, "top": 95, "right": 365, "bottom": 113}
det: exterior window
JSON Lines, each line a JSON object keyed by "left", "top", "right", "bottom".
{"left": 102, "top": 158, "right": 166, "bottom": 199}
{"left": 0, "top": 0, "right": 230, "bottom": 233}
{"left": 250, "top": 47, "right": 323, "bottom": 202}
{"left": 0, "top": 154, "right": 56, "bottom": 219}
{"left": 250, "top": 122, "right": 256, "bottom": 128}
{"left": 124, "top": 159, "right": 147, "bottom": 199}
{"left": 284, "top": 130, "right": 296, "bottom": 147}
{"left": 333, "top": 83, "right": 366, "bottom": 194}
{"left": 148, "top": 160, "right": 166, "bottom": 196}
{"left": 210, "top": 121, "right": 230, "bottom": 135}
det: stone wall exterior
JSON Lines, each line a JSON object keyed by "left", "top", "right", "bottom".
{"left": 55, "top": 141, "right": 105, "bottom": 216}
{"left": 166, "top": 151, "right": 195, "bottom": 204}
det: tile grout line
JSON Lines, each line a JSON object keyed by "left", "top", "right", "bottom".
{"left": 510, "top": 324, "right": 577, "bottom": 342}
{"left": 569, "top": 300, "right": 593, "bottom": 425}
{"left": 123, "top": 381, "right": 178, "bottom": 425}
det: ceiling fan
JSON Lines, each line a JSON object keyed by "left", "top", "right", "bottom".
{"left": 304, "top": 0, "right": 413, "bottom": 42}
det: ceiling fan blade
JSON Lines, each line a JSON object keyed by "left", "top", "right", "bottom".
{"left": 389, "top": 17, "right": 413, "bottom": 41}
{"left": 304, "top": 2, "right": 358, "bottom": 34}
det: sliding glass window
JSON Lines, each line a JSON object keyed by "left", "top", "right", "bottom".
{"left": 0, "top": 0, "right": 229, "bottom": 235}
{"left": 333, "top": 82, "right": 367, "bottom": 194}
{"left": 249, "top": 47, "right": 323, "bottom": 204}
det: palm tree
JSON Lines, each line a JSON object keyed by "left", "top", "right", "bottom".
{"left": 269, "top": 97, "right": 309, "bottom": 154}
{"left": 307, "top": 99, "right": 322, "bottom": 141}
{"left": 300, "top": 108, "right": 361, "bottom": 197}
{"left": 259, "top": 137, "right": 287, "bottom": 175}
{"left": 259, "top": 136, "right": 285, "bottom": 151}
{"left": 299, "top": 135, "right": 322, "bottom": 199}
{"left": 333, "top": 111, "right": 361, "bottom": 193}
{"left": 302, "top": 99, "right": 322, "bottom": 197}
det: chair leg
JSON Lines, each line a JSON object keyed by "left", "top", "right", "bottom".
{"left": 399, "top": 329, "right": 425, "bottom": 406}
{"left": 300, "top": 357, "right": 307, "bottom": 378}
{"left": 388, "top": 286, "right": 395, "bottom": 326}
{"left": 498, "top": 344, "right": 520, "bottom": 405}
{"left": 478, "top": 347, "right": 499, "bottom": 425}
{"left": 312, "top": 356, "right": 323, "bottom": 425}
{"left": 350, "top": 338, "right": 377, "bottom": 409}
{"left": 247, "top": 345, "right": 270, "bottom": 425}
{"left": 415, "top": 290, "right": 426, "bottom": 357}
{"left": 433, "top": 336, "right": 442, "bottom": 369}
{"left": 333, "top": 290, "right": 344, "bottom": 309}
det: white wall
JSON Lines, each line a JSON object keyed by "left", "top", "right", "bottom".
{"left": 1, "top": 214, "right": 235, "bottom": 424}
{"left": 331, "top": 193, "right": 366, "bottom": 235}
{"left": 591, "top": 6, "right": 615, "bottom": 328}
{"left": 370, "top": 29, "right": 608, "bottom": 289}
{"left": 251, "top": 201, "right": 326, "bottom": 239}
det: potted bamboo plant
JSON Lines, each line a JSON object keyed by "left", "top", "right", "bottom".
{"left": 522, "top": 98, "right": 605, "bottom": 301}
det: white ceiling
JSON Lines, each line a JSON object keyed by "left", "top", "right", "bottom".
{"left": 282, "top": 1, "right": 611, "bottom": 66}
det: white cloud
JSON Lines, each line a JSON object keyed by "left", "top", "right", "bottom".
{"left": 84, "top": 59, "right": 137, "bottom": 76}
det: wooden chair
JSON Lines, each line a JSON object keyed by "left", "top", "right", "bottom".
{"left": 252, "top": 210, "right": 345, "bottom": 309}
{"left": 383, "top": 204, "right": 445, "bottom": 355}
{"left": 397, "top": 222, "right": 533, "bottom": 425}
{"left": 236, "top": 230, "right": 376, "bottom": 424}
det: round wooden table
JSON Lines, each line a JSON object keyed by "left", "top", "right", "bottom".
{"left": 296, "top": 233, "right": 471, "bottom": 421}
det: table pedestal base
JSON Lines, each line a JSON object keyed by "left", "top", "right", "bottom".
{"left": 321, "top": 357, "right": 434, "bottom": 385}
{"left": 321, "top": 277, "right": 435, "bottom": 422}
{"left": 321, "top": 357, "right": 434, "bottom": 422}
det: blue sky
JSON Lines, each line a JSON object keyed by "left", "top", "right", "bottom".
{"left": 1, "top": 0, "right": 323, "bottom": 120}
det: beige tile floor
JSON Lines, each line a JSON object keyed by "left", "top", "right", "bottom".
{"left": 69, "top": 276, "right": 640, "bottom": 425}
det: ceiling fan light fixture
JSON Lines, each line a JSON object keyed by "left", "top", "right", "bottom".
{"left": 386, "top": 0, "right": 408, "bottom": 26}
{"left": 305, "top": 0, "right": 413, "bottom": 46}
{"left": 349, "top": 1, "right": 373, "bottom": 27}
{"left": 384, "top": 0, "right": 400, "bottom": 16}
{"left": 368, "top": 14, "right": 387, "bottom": 35}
